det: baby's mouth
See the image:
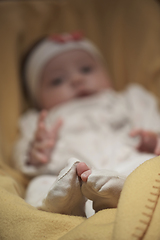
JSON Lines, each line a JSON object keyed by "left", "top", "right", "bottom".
{"left": 77, "top": 91, "right": 93, "bottom": 98}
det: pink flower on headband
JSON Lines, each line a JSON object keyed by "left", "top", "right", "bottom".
{"left": 49, "top": 31, "right": 83, "bottom": 43}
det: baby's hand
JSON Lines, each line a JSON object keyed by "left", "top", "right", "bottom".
{"left": 130, "top": 129, "right": 158, "bottom": 154}
{"left": 28, "top": 110, "right": 63, "bottom": 166}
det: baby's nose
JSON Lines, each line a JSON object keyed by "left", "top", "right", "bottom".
{"left": 71, "top": 73, "right": 84, "bottom": 87}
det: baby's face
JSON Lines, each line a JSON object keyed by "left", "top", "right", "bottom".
{"left": 37, "top": 49, "right": 111, "bottom": 109}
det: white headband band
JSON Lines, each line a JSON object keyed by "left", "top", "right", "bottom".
{"left": 25, "top": 34, "right": 102, "bottom": 103}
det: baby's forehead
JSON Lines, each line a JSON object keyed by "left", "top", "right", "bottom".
{"left": 43, "top": 49, "right": 98, "bottom": 71}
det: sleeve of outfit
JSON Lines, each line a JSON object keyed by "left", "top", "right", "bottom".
{"left": 124, "top": 83, "right": 160, "bottom": 132}
{"left": 13, "top": 110, "right": 42, "bottom": 177}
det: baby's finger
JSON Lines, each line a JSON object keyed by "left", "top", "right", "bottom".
{"left": 38, "top": 110, "right": 48, "bottom": 124}
{"left": 36, "top": 112, "right": 49, "bottom": 140}
{"left": 154, "top": 149, "right": 160, "bottom": 155}
{"left": 129, "top": 129, "right": 142, "bottom": 137}
{"left": 154, "top": 138, "right": 160, "bottom": 155}
{"left": 31, "top": 149, "right": 49, "bottom": 164}
{"left": 38, "top": 111, "right": 48, "bottom": 130}
{"left": 51, "top": 119, "right": 63, "bottom": 138}
{"left": 35, "top": 123, "right": 47, "bottom": 140}
{"left": 136, "top": 144, "right": 144, "bottom": 152}
{"left": 33, "top": 140, "right": 55, "bottom": 152}
{"left": 76, "top": 162, "right": 92, "bottom": 182}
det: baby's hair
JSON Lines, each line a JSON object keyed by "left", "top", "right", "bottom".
{"left": 20, "top": 36, "right": 46, "bottom": 106}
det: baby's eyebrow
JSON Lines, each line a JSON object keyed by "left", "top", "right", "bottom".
{"left": 76, "top": 59, "right": 94, "bottom": 65}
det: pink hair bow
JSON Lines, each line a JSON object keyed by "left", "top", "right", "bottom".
{"left": 49, "top": 31, "right": 83, "bottom": 43}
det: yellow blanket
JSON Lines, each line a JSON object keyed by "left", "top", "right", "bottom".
{"left": 1, "top": 154, "right": 160, "bottom": 239}
{"left": 1, "top": 0, "right": 160, "bottom": 239}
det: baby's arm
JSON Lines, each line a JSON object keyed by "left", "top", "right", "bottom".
{"left": 130, "top": 129, "right": 160, "bottom": 154}
{"left": 28, "top": 110, "right": 62, "bottom": 166}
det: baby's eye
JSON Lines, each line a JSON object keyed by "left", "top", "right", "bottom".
{"left": 50, "top": 77, "right": 64, "bottom": 87}
{"left": 80, "top": 66, "right": 93, "bottom": 74}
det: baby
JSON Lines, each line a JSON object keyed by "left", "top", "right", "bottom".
{"left": 14, "top": 32, "right": 160, "bottom": 217}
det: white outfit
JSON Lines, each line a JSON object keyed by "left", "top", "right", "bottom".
{"left": 14, "top": 84, "right": 160, "bottom": 216}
